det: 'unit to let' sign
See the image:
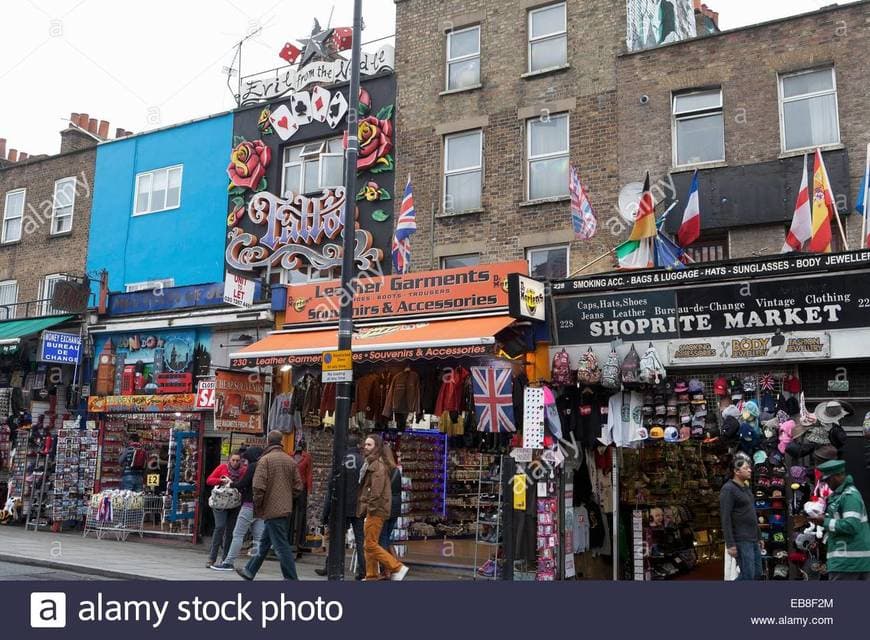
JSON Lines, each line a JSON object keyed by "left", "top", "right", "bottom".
{"left": 223, "top": 274, "right": 255, "bottom": 308}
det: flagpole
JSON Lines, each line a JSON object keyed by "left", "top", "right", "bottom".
{"left": 863, "top": 143, "right": 870, "bottom": 249}
{"left": 568, "top": 248, "right": 614, "bottom": 277}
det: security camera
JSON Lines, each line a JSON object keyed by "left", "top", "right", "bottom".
{"left": 639, "top": 95, "right": 650, "bottom": 105}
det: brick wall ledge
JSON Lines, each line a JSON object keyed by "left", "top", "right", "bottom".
{"left": 519, "top": 195, "right": 570, "bottom": 207}
{"left": 439, "top": 84, "right": 483, "bottom": 97}
{"left": 435, "top": 208, "right": 484, "bottom": 219}
{"left": 520, "top": 64, "right": 571, "bottom": 80}
{"left": 778, "top": 143, "right": 844, "bottom": 160}
{"left": 670, "top": 161, "right": 728, "bottom": 174}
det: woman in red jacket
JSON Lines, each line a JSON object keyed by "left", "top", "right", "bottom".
{"left": 206, "top": 451, "right": 245, "bottom": 567}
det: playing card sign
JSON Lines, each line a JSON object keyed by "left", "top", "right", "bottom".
{"left": 326, "top": 91, "right": 349, "bottom": 128}
{"left": 290, "top": 91, "right": 312, "bottom": 126}
{"left": 268, "top": 104, "right": 298, "bottom": 141}
{"left": 311, "top": 86, "right": 330, "bottom": 123}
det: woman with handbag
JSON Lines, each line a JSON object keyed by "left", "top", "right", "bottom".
{"left": 206, "top": 452, "right": 245, "bottom": 568}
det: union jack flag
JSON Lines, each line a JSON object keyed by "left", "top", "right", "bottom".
{"left": 391, "top": 177, "right": 417, "bottom": 273}
{"left": 471, "top": 367, "right": 516, "bottom": 433}
{"left": 570, "top": 165, "right": 597, "bottom": 240}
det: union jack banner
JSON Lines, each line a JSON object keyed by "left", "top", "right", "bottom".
{"left": 391, "top": 176, "right": 417, "bottom": 273}
{"left": 471, "top": 367, "right": 516, "bottom": 433}
{"left": 570, "top": 165, "right": 597, "bottom": 240}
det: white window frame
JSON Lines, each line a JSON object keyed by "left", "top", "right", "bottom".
{"left": 671, "top": 88, "right": 725, "bottom": 168}
{"left": 2, "top": 188, "right": 25, "bottom": 244}
{"left": 443, "top": 129, "right": 483, "bottom": 213}
{"left": 125, "top": 278, "right": 175, "bottom": 293}
{"left": 526, "top": 113, "right": 569, "bottom": 201}
{"left": 0, "top": 279, "right": 18, "bottom": 320}
{"left": 280, "top": 266, "right": 335, "bottom": 286}
{"left": 281, "top": 138, "right": 344, "bottom": 196}
{"left": 40, "top": 273, "right": 67, "bottom": 316}
{"left": 528, "top": 2, "right": 567, "bottom": 74}
{"left": 51, "top": 176, "right": 76, "bottom": 235}
{"left": 778, "top": 67, "right": 841, "bottom": 153}
{"left": 440, "top": 253, "right": 481, "bottom": 269}
{"left": 133, "top": 165, "right": 183, "bottom": 216}
{"left": 526, "top": 244, "right": 569, "bottom": 280}
{"left": 445, "top": 25, "right": 481, "bottom": 91}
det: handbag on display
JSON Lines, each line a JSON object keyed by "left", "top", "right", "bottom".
{"left": 208, "top": 486, "right": 241, "bottom": 510}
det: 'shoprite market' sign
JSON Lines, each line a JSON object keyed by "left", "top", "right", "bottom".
{"left": 284, "top": 261, "right": 526, "bottom": 326}
{"left": 553, "top": 269, "right": 870, "bottom": 345}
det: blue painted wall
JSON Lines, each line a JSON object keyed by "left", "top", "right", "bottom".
{"left": 88, "top": 113, "right": 233, "bottom": 291}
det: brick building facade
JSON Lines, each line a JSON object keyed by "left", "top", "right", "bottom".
{"left": 0, "top": 115, "right": 130, "bottom": 318}
{"left": 617, "top": 1, "right": 870, "bottom": 261}
{"left": 395, "top": 0, "right": 870, "bottom": 276}
{"left": 394, "top": 0, "right": 628, "bottom": 277}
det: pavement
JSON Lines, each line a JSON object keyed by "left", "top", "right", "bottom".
{"left": 0, "top": 560, "right": 113, "bottom": 580}
{"left": 0, "top": 526, "right": 464, "bottom": 581}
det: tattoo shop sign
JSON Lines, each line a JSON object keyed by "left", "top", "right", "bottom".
{"left": 239, "top": 45, "right": 395, "bottom": 105}
{"left": 668, "top": 333, "right": 831, "bottom": 366}
{"left": 553, "top": 271, "right": 870, "bottom": 347}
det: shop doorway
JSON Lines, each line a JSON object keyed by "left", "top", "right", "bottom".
{"left": 200, "top": 436, "right": 223, "bottom": 538}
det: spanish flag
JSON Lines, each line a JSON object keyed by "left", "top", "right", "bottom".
{"left": 807, "top": 149, "right": 836, "bottom": 253}
{"left": 629, "top": 172, "right": 657, "bottom": 241}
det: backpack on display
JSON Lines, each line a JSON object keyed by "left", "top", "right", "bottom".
{"left": 576, "top": 347, "right": 602, "bottom": 384}
{"left": 639, "top": 343, "right": 666, "bottom": 384}
{"left": 551, "top": 349, "right": 573, "bottom": 385}
{"left": 620, "top": 344, "right": 641, "bottom": 384}
{"left": 601, "top": 349, "right": 621, "bottom": 390}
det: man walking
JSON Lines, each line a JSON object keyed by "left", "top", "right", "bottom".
{"left": 809, "top": 459, "right": 870, "bottom": 581}
{"left": 315, "top": 433, "right": 365, "bottom": 579}
{"left": 720, "top": 455, "right": 762, "bottom": 580}
{"left": 236, "top": 431, "right": 303, "bottom": 581}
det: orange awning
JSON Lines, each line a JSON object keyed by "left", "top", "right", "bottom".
{"left": 229, "top": 315, "right": 516, "bottom": 367}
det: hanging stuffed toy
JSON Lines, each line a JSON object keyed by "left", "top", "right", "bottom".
{"left": 639, "top": 343, "right": 666, "bottom": 385}
{"left": 737, "top": 400, "right": 761, "bottom": 454}
{"left": 778, "top": 419, "right": 795, "bottom": 455}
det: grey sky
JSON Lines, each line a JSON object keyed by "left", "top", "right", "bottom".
{"left": 0, "top": 0, "right": 859, "bottom": 155}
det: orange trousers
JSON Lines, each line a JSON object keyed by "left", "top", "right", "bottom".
{"left": 363, "top": 515, "right": 402, "bottom": 579}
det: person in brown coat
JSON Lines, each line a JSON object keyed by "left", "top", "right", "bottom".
{"left": 236, "top": 430, "right": 303, "bottom": 581}
{"left": 358, "top": 434, "right": 408, "bottom": 581}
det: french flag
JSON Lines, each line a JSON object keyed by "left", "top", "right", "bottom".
{"left": 677, "top": 170, "right": 700, "bottom": 247}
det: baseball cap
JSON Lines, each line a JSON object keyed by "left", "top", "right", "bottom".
{"left": 713, "top": 377, "right": 728, "bottom": 396}
{"left": 649, "top": 426, "right": 665, "bottom": 439}
{"left": 664, "top": 426, "right": 680, "bottom": 443}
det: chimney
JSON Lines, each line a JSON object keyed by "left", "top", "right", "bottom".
{"left": 693, "top": 0, "right": 720, "bottom": 34}
{"left": 69, "top": 113, "right": 79, "bottom": 126}
{"left": 0, "top": 139, "right": 5, "bottom": 159}
{"left": 115, "top": 127, "right": 126, "bottom": 138}
{"left": 87, "top": 118, "right": 98, "bottom": 134}
{"left": 18, "top": 152, "right": 28, "bottom": 161}
{"left": 77, "top": 113, "right": 89, "bottom": 128}
{"left": 98, "top": 120, "right": 110, "bottom": 139}
{"left": 8, "top": 149, "right": 18, "bottom": 162}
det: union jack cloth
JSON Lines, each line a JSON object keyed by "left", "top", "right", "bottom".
{"left": 391, "top": 176, "right": 417, "bottom": 273}
{"left": 471, "top": 367, "right": 516, "bottom": 433}
{"left": 570, "top": 165, "right": 597, "bottom": 240}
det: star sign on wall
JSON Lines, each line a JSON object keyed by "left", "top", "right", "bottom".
{"left": 297, "top": 19, "right": 336, "bottom": 66}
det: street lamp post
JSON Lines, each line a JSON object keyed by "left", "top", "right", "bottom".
{"left": 326, "top": 0, "right": 363, "bottom": 581}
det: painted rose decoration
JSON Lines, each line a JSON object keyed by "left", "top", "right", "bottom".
{"left": 344, "top": 104, "right": 394, "bottom": 174}
{"left": 227, "top": 139, "right": 271, "bottom": 191}
{"left": 356, "top": 180, "right": 391, "bottom": 202}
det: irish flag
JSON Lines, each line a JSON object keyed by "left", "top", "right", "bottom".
{"left": 807, "top": 149, "right": 836, "bottom": 253}
{"left": 618, "top": 173, "right": 656, "bottom": 269}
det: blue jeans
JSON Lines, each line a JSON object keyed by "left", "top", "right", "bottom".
{"left": 120, "top": 472, "right": 143, "bottom": 492}
{"left": 222, "top": 504, "right": 265, "bottom": 565}
{"left": 244, "top": 516, "right": 298, "bottom": 580}
{"left": 378, "top": 517, "right": 396, "bottom": 550}
{"left": 736, "top": 541, "right": 763, "bottom": 580}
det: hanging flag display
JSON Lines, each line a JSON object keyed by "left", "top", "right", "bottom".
{"left": 629, "top": 172, "right": 656, "bottom": 241}
{"left": 618, "top": 172, "right": 656, "bottom": 269}
{"left": 782, "top": 154, "right": 812, "bottom": 253}
{"left": 391, "top": 177, "right": 417, "bottom": 274}
{"left": 570, "top": 165, "right": 597, "bottom": 240}
{"left": 471, "top": 367, "right": 516, "bottom": 434}
{"left": 808, "top": 149, "right": 836, "bottom": 253}
{"left": 676, "top": 170, "right": 700, "bottom": 246}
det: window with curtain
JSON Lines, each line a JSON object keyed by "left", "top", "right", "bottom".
{"left": 446, "top": 25, "right": 480, "bottom": 91}
{"left": 527, "top": 113, "right": 569, "bottom": 200}
{"left": 779, "top": 68, "right": 840, "bottom": 152}
{"left": 673, "top": 89, "right": 724, "bottom": 166}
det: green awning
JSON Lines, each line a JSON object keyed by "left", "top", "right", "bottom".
{"left": 0, "top": 315, "right": 74, "bottom": 343}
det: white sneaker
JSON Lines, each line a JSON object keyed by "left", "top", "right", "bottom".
{"left": 390, "top": 565, "right": 409, "bottom": 581}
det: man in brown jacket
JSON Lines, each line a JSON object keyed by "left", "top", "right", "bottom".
{"left": 358, "top": 434, "right": 408, "bottom": 581}
{"left": 237, "top": 430, "right": 303, "bottom": 580}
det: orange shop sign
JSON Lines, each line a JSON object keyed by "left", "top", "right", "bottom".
{"left": 284, "top": 260, "right": 527, "bottom": 326}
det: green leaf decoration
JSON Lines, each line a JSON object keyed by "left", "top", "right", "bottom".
{"left": 375, "top": 104, "right": 394, "bottom": 121}
{"left": 255, "top": 177, "right": 268, "bottom": 192}
{"left": 355, "top": 186, "right": 368, "bottom": 201}
{"left": 357, "top": 103, "right": 371, "bottom": 117}
{"left": 378, "top": 188, "right": 392, "bottom": 200}
{"left": 371, "top": 209, "right": 390, "bottom": 222}
{"left": 232, "top": 135, "right": 246, "bottom": 146}
{"left": 231, "top": 196, "right": 245, "bottom": 207}
{"left": 368, "top": 153, "right": 395, "bottom": 175}
{"left": 228, "top": 184, "right": 247, "bottom": 195}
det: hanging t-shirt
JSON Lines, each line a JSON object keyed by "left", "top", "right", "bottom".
{"left": 573, "top": 504, "right": 590, "bottom": 553}
{"left": 603, "top": 391, "right": 643, "bottom": 447}
{"left": 268, "top": 392, "right": 298, "bottom": 433}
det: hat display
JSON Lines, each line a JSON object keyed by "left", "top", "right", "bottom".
{"left": 753, "top": 450, "right": 768, "bottom": 465}
{"left": 678, "top": 426, "right": 692, "bottom": 441}
{"left": 743, "top": 400, "right": 760, "bottom": 418}
{"left": 636, "top": 427, "right": 650, "bottom": 440}
{"left": 649, "top": 426, "right": 665, "bottom": 439}
{"left": 688, "top": 379, "right": 704, "bottom": 394}
{"left": 813, "top": 400, "right": 850, "bottom": 425}
{"left": 814, "top": 444, "right": 838, "bottom": 463}
{"left": 674, "top": 379, "right": 689, "bottom": 393}
{"left": 743, "top": 376, "right": 757, "bottom": 393}
{"left": 713, "top": 377, "right": 728, "bottom": 396}
{"left": 817, "top": 459, "right": 846, "bottom": 479}
{"left": 664, "top": 426, "right": 680, "bottom": 443}
{"left": 783, "top": 375, "right": 801, "bottom": 394}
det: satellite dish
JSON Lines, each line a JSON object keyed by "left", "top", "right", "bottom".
{"left": 618, "top": 182, "right": 644, "bottom": 223}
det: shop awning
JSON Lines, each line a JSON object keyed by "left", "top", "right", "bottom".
{"left": 0, "top": 315, "right": 74, "bottom": 344}
{"left": 230, "top": 315, "right": 516, "bottom": 367}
